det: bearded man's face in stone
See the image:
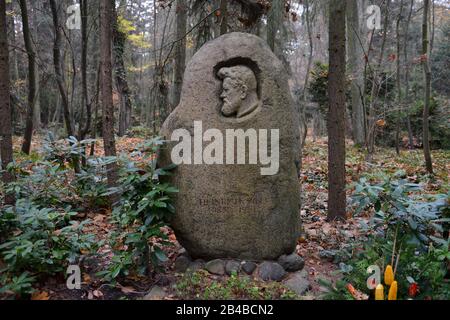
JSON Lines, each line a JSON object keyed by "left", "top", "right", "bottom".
{"left": 220, "top": 77, "right": 246, "bottom": 117}
{"left": 218, "top": 65, "right": 260, "bottom": 118}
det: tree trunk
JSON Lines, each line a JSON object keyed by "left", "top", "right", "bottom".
{"left": 49, "top": 0, "right": 80, "bottom": 173}
{"left": 312, "top": 108, "right": 323, "bottom": 142}
{"left": 90, "top": 63, "right": 101, "bottom": 157}
{"left": 100, "top": 0, "right": 119, "bottom": 200}
{"left": 302, "top": 0, "right": 313, "bottom": 101}
{"left": 6, "top": 1, "right": 18, "bottom": 84}
{"left": 112, "top": 0, "right": 132, "bottom": 137}
{"left": 346, "top": 0, "right": 365, "bottom": 147}
{"left": 267, "top": 0, "right": 282, "bottom": 52}
{"left": 430, "top": 0, "right": 435, "bottom": 54}
{"left": 80, "top": 0, "right": 92, "bottom": 141}
{"left": 404, "top": 0, "right": 414, "bottom": 149}
{"left": 8, "top": 8, "right": 18, "bottom": 128}
{"left": 422, "top": 0, "right": 433, "bottom": 174}
{"left": 19, "top": 0, "right": 37, "bottom": 155}
{"left": 49, "top": 0, "right": 75, "bottom": 138}
{"left": 327, "top": 0, "right": 347, "bottom": 221}
{"left": 173, "top": 0, "right": 187, "bottom": 108}
{"left": 219, "top": 0, "right": 227, "bottom": 35}
{"left": 395, "top": 0, "right": 404, "bottom": 155}
{"left": 31, "top": 0, "right": 40, "bottom": 129}
{"left": 0, "top": 0, "right": 15, "bottom": 205}
{"left": 300, "top": 0, "right": 313, "bottom": 148}
{"left": 367, "top": 0, "right": 390, "bottom": 158}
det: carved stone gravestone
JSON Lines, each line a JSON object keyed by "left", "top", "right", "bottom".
{"left": 159, "top": 32, "right": 301, "bottom": 260}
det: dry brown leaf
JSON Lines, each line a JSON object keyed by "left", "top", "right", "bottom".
{"left": 94, "top": 214, "right": 106, "bottom": 223}
{"left": 376, "top": 119, "right": 386, "bottom": 127}
{"left": 169, "top": 234, "right": 177, "bottom": 241}
{"left": 93, "top": 289, "right": 104, "bottom": 298}
{"left": 120, "top": 286, "right": 137, "bottom": 294}
{"left": 31, "top": 291, "right": 50, "bottom": 300}
{"left": 82, "top": 273, "right": 91, "bottom": 283}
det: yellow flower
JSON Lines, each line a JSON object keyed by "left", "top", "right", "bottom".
{"left": 384, "top": 265, "right": 394, "bottom": 285}
{"left": 388, "top": 281, "right": 398, "bottom": 300}
{"left": 375, "top": 284, "right": 384, "bottom": 300}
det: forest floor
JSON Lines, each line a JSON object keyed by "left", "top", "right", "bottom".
{"left": 8, "top": 133, "right": 450, "bottom": 300}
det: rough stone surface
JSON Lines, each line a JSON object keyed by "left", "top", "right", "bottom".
{"left": 186, "top": 259, "right": 205, "bottom": 273}
{"left": 143, "top": 286, "right": 167, "bottom": 300}
{"left": 159, "top": 32, "right": 302, "bottom": 260}
{"left": 178, "top": 247, "right": 189, "bottom": 257}
{"left": 205, "top": 259, "right": 225, "bottom": 275}
{"left": 225, "top": 260, "right": 241, "bottom": 275}
{"left": 174, "top": 255, "right": 191, "bottom": 273}
{"left": 278, "top": 253, "right": 305, "bottom": 272}
{"left": 257, "top": 262, "right": 286, "bottom": 281}
{"left": 241, "top": 261, "right": 257, "bottom": 275}
{"left": 282, "top": 270, "right": 311, "bottom": 296}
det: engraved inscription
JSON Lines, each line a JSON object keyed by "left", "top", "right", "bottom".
{"left": 197, "top": 193, "right": 264, "bottom": 214}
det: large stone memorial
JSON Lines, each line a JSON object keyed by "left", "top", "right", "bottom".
{"left": 159, "top": 32, "right": 301, "bottom": 260}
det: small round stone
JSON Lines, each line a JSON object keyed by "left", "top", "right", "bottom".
{"left": 278, "top": 253, "right": 305, "bottom": 272}
{"left": 225, "top": 260, "right": 241, "bottom": 275}
{"left": 174, "top": 255, "right": 191, "bottom": 273}
{"left": 205, "top": 259, "right": 225, "bottom": 275}
{"left": 257, "top": 262, "right": 286, "bottom": 281}
{"left": 241, "top": 261, "right": 257, "bottom": 275}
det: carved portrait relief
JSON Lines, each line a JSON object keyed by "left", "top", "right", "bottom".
{"left": 217, "top": 65, "right": 261, "bottom": 118}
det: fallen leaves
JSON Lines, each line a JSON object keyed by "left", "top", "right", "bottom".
{"left": 87, "top": 289, "right": 104, "bottom": 300}
{"left": 10, "top": 134, "right": 447, "bottom": 301}
{"left": 376, "top": 119, "right": 386, "bottom": 127}
{"left": 31, "top": 291, "right": 50, "bottom": 300}
{"left": 82, "top": 273, "right": 91, "bottom": 284}
{"left": 93, "top": 290, "right": 104, "bottom": 298}
{"left": 119, "top": 285, "right": 137, "bottom": 294}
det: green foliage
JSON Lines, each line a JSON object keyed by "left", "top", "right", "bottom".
{"left": 330, "top": 236, "right": 449, "bottom": 300}
{"left": 117, "top": 15, "right": 151, "bottom": 49}
{"left": 126, "top": 126, "right": 154, "bottom": 138}
{"left": 0, "top": 200, "right": 99, "bottom": 298}
{"left": 318, "top": 278, "right": 355, "bottom": 300}
{"left": 332, "top": 176, "right": 450, "bottom": 300}
{"left": 41, "top": 134, "right": 86, "bottom": 167}
{"left": 0, "top": 272, "right": 36, "bottom": 298}
{"left": 365, "top": 71, "right": 396, "bottom": 98}
{"left": 6, "top": 160, "right": 74, "bottom": 206}
{"left": 117, "top": 15, "right": 136, "bottom": 34}
{"left": 308, "top": 62, "right": 351, "bottom": 119}
{"left": 98, "top": 138, "right": 177, "bottom": 282}
{"left": 74, "top": 156, "right": 116, "bottom": 208}
{"left": 351, "top": 176, "right": 448, "bottom": 247}
{"left": 6, "top": 133, "right": 106, "bottom": 207}
{"left": 175, "top": 270, "right": 298, "bottom": 300}
{"left": 2, "top": 135, "right": 178, "bottom": 297}
{"left": 431, "top": 23, "right": 450, "bottom": 96}
{"left": 379, "top": 95, "right": 450, "bottom": 149}
{"left": 309, "top": 62, "right": 329, "bottom": 108}
{"left": 409, "top": 97, "right": 450, "bottom": 149}
{"left": 0, "top": 134, "right": 104, "bottom": 299}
